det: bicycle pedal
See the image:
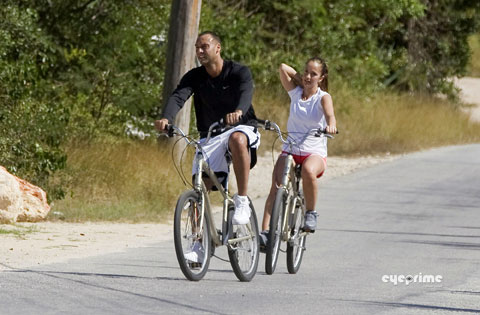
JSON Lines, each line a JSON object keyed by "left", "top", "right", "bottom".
{"left": 189, "top": 262, "right": 202, "bottom": 269}
{"left": 259, "top": 245, "right": 266, "bottom": 254}
{"left": 301, "top": 228, "right": 315, "bottom": 234}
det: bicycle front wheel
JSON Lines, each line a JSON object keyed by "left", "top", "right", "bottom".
{"left": 173, "top": 190, "right": 211, "bottom": 281}
{"left": 287, "top": 198, "right": 306, "bottom": 274}
{"left": 228, "top": 198, "right": 260, "bottom": 282}
{"left": 266, "top": 188, "right": 287, "bottom": 275}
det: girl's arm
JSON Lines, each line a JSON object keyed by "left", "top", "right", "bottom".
{"left": 321, "top": 94, "right": 337, "bottom": 134}
{"left": 279, "top": 63, "right": 302, "bottom": 91}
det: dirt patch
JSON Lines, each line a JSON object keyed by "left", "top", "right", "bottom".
{"left": 1, "top": 222, "right": 171, "bottom": 270}
{"left": 455, "top": 77, "right": 480, "bottom": 122}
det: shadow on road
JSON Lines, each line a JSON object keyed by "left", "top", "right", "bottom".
{"left": 333, "top": 298, "right": 480, "bottom": 313}
{"left": 1, "top": 263, "right": 227, "bottom": 314}
{"left": 321, "top": 228, "right": 480, "bottom": 239}
{"left": 401, "top": 240, "right": 480, "bottom": 250}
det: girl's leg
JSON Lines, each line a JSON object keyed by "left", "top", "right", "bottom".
{"left": 301, "top": 155, "right": 326, "bottom": 211}
{"left": 262, "top": 155, "right": 287, "bottom": 231}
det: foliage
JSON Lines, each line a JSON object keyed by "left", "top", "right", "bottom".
{"left": 0, "top": 3, "right": 68, "bottom": 199}
{"left": 201, "top": 0, "right": 480, "bottom": 94}
{"left": 1, "top": 0, "right": 170, "bottom": 199}
{"left": 23, "top": 0, "right": 170, "bottom": 135}
{"left": 401, "top": 0, "right": 480, "bottom": 95}
{"left": 1, "top": 0, "right": 479, "bottom": 203}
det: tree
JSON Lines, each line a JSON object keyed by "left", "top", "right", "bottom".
{"left": 402, "top": 0, "right": 480, "bottom": 95}
{"left": 162, "top": 0, "right": 202, "bottom": 160}
{"left": 0, "top": 0, "right": 171, "bottom": 199}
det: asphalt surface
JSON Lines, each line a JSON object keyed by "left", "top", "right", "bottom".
{"left": 1, "top": 144, "right": 479, "bottom": 314}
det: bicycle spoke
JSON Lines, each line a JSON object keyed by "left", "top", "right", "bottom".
{"left": 174, "top": 191, "right": 211, "bottom": 281}
{"left": 228, "top": 199, "right": 259, "bottom": 282}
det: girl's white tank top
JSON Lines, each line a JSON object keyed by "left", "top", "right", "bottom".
{"left": 283, "top": 86, "right": 329, "bottom": 157}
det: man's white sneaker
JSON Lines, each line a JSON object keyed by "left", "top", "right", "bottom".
{"left": 184, "top": 241, "right": 205, "bottom": 263}
{"left": 232, "top": 194, "right": 251, "bottom": 225}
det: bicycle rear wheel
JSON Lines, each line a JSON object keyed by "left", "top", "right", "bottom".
{"left": 228, "top": 198, "right": 260, "bottom": 282}
{"left": 287, "top": 197, "right": 306, "bottom": 274}
{"left": 173, "top": 190, "right": 211, "bottom": 281}
{"left": 266, "top": 188, "right": 287, "bottom": 275}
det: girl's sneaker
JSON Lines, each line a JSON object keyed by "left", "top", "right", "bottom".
{"left": 259, "top": 230, "right": 269, "bottom": 253}
{"left": 303, "top": 211, "right": 318, "bottom": 232}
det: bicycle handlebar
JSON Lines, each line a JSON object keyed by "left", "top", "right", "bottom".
{"left": 162, "top": 118, "right": 338, "bottom": 146}
{"left": 257, "top": 119, "right": 338, "bottom": 144}
{"left": 161, "top": 119, "right": 232, "bottom": 146}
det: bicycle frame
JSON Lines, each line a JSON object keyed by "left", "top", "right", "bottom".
{"left": 262, "top": 120, "right": 328, "bottom": 242}
{"left": 277, "top": 153, "right": 308, "bottom": 242}
{"left": 192, "top": 152, "right": 235, "bottom": 248}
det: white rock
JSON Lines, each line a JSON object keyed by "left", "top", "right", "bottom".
{"left": 0, "top": 166, "right": 50, "bottom": 223}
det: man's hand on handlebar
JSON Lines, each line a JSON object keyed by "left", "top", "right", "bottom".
{"left": 225, "top": 110, "right": 242, "bottom": 126}
{"left": 154, "top": 118, "right": 169, "bottom": 133}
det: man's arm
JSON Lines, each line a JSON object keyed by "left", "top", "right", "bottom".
{"left": 156, "top": 71, "right": 195, "bottom": 131}
{"left": 228, "top": 65, "right": 253, "bottom": 125}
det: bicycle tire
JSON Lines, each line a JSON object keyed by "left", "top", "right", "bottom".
{"left": 266, "top": 188, "right": 287, "bottom": 275}
{"left": 286, "top": 200, "right": 306, "bottom": 274}
{"left": 173, "top": 190, "right": 211, "bottom": 281}
{"left": 228, "top": 198, "right": 260, "bottom": 282}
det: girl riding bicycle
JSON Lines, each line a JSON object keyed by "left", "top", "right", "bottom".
{"left": 261, "top": 57, "right": 337, "bottom": 246}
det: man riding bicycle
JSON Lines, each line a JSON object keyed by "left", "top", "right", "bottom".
{"left": 155, "top": 31, "right": 260, "bottom": 232}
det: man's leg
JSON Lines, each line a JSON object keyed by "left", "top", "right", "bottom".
{"left": 229, "top": 131, "right": 252, "bottom": 225}
{"left": 228, "top": 132, "right": 250, "bottom": 196}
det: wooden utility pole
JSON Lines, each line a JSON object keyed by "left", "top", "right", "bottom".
{"left": 162, "top": 0, "right": 202, "bottom": 158}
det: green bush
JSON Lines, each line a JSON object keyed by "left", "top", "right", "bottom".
{"left": 201, "top": 0, "right": 480, "bottom": 95}
{"left": 0, "top": 4, "right": 68, "bottom": 199}
{"left": 1, "top": 0, "right": 479, "bottom": 203}
{"left": 1, "top": 1, "right": 170, "bottom": 199}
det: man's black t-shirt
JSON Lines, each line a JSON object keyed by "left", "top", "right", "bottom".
{"left": 162, "top": 60, "right": 257, "bottom": 134}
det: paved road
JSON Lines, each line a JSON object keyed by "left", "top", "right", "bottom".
{"left": 1, "top": 144, "right": 480, "bottom": 314}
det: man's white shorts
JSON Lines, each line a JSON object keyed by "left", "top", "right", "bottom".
{"left": 192, "top": 125, "right": 260, "bottom": 177}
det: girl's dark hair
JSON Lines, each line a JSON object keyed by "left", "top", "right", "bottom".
{"left": 306, "top": 57, "right": 328, "bottom": 92}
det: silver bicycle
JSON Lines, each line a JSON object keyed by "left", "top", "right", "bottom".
{"left": 261, "top": 120, "right": 335, "bottom": 275}
{"left": 164, "top": 121, "right": 260, "bottom": 282}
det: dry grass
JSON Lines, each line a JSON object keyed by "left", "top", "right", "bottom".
{"left": 49, "top": 138, "right": 191, "bottom": 222}
{"left": 0, "top": 224, "right": 38, "bottom": 238}
{"left": 254, "top": 85, "right": 480, "bottom": 156}
{"left": 49, "top": 86, "right": 480, "bottom": 222}
{"left": 331, "top": 87, "right": 480, "bottom": 155}
{"left": 467, "top": 34, "right": 480, "bottom": 77}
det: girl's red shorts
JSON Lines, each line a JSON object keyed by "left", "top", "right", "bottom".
{"left": 281, "top": 151, "right": 327, "bottom": 178}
